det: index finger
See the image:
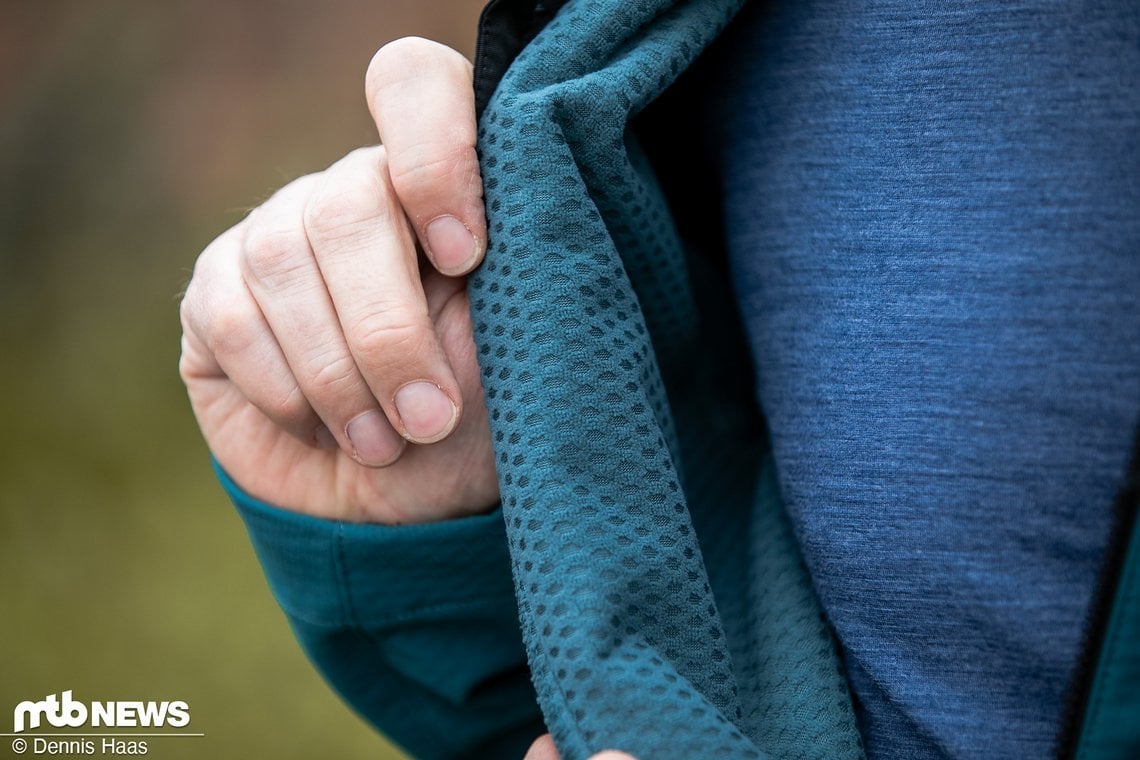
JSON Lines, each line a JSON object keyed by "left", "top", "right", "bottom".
{"left": 366, "top": 37, "right": 485, "bottom": 276}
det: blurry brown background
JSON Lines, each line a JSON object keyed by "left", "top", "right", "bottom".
{"left": 0, "top": 2, "right": 484, "bottom": 757}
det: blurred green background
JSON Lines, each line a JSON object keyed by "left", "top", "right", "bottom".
{"left": 0, "top": 2, "right": 482, "bottom": 757}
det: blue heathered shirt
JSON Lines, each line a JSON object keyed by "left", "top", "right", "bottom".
{"left": 698, "top": 1, "right": 1140, "bottom": 757}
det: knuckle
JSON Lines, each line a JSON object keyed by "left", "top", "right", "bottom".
{"left": 262, "top": 385, "right": 312, "bottom": 428}
{"left": 386, "top": 143, "right": 473, "bottom": 205}
{"left": 302, "top": 165, "right": 385, "bottom": 243}
{"left": 177, "top": 333, "right": 203, "bottom": 384}
{"left": 202, "top": 297, "right": 260, "bottom": 361}
{"left": 304, "top": 351, "right": 361, "bottom": 399}
{"left": 349, "top": 314, "right": 432, "bottom": 373}
{"left": 178, "top": 280, "right": 202, "bottom": 336}
{"left": 180, "top": 227, "right": 238, "bottom": 330}
{"left": 242, "top": 213, "right": 305, "bottom": 283}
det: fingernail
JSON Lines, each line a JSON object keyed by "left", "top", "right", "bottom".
{"left": 314, "top": 424, "right": 337, "bottom": 450}
{"left": 425, "top": 216, "right": 478, "bottom": 274}
{"left": 345, "top": 411, "right": 404, "bottom": 467}
{"left": 394, "top": 381, "right": 458, "bottom": 443}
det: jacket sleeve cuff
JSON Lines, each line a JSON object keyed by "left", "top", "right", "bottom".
{"left": 212, "top": 459, "right": 517, "bottom": 630}
{"left": 212, "top": 461, "right": 541, "bottom": 757}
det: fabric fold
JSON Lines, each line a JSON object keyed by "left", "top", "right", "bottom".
{"left": 472, "top": 0, "right": 863, "bottom": 756}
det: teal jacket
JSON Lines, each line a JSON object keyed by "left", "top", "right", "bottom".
{"left": 219, "top": 0, "right": 1140, "bottom": 757}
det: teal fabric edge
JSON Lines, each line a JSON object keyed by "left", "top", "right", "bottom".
{"left": 1076, "top": 514, "right": 1140, "bottom": 759}
{"left": 469, "top": 0, "right": 864, "bottom": 756}
{"left": 212, "top": 458, "right": 517, "bottom": 629}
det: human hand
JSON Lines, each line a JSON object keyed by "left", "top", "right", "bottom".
{"left": 524, "top": 735, "right": 636, "bottom": 760}
{"left": 179, "top": 38, "right": 497, "bottom": 524}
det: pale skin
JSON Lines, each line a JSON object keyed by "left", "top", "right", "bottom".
{"left": 180, "top": 38, "right": 496, "bottom": 525}
{"left": 179, "top": 35, "right": 634, "bottom": 760}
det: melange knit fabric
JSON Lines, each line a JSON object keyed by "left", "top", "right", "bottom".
{"left": 691, "top": 2, "right": 1140, "bottom": 757}
{"left": 469, "top": 0, "right": 863, "bottom": 757}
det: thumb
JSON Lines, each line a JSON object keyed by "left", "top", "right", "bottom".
{"left": 365, "top": 36, "right": 485, "bottom": 277}
{"left": 524, "top": 734, "right": 637, "bottom": 760}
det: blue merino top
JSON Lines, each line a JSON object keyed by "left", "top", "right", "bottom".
{"left": 700, "top": 1, "right": 1140, "bottom": 756}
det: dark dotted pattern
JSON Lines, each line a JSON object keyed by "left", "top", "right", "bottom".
{"left": 472, "top": 0, "right": 865, "bottom": 757}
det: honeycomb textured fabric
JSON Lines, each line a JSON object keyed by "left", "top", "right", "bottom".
{"left": 469, "top": 0, "right": 863, "bottom": 756}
